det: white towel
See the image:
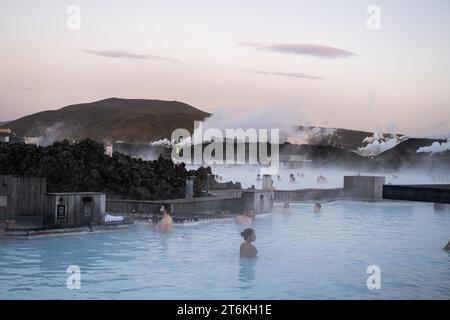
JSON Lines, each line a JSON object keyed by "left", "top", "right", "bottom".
{"left": 104, "top": 215, "right": 124, "bottom": 223}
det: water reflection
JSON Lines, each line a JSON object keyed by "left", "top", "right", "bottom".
{"left": 238, "top": 258, "right": 256, "bottom": 289}
{"left": 2, "top": 201, "right": 450, "bottom": 299}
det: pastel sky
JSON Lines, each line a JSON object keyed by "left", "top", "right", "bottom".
{"left": 1, "top": 0, "right": 449, "bottom": 136}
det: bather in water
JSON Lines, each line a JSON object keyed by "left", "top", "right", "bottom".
{"left": 246, "top": 209, "right": 255, "bottom": 221}
{"left": 314, "top": 203, "right": 321, "bottom": 213}
{"left": 279, "top": 202, "right": 291, "bottom": 215}
{"left": 155, "top": 204, "right": 173, "bottom": 232}
{"left": 316, "top": 175, "right": 328, "bottom": 184}
{"left": 236, "top": 209, "right": 253, "bottom": 224}
{"left": 240, "top": 228, "right": 257, "bottom": 258}
{"left": 289, "top": 173, "right": 296, "bottom": 183}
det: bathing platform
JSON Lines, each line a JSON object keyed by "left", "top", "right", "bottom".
{"left": 0, "top": 175, "right": 390, "bottom": 238}
{"left": 2, "top": 218, "right": 134, "bottom": 239}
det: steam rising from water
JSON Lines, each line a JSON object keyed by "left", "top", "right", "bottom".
{"left": 177, "top": 105, "right": 341, "bottom": 147}
{"left": 417, "top": 140, "right": 450, "bottom": 154}
{"left": 150, "top": 138, "right": 173, "bottom": 147}
{"left": 36, "top": 122, "right": 73, "bottom": 145}
{"left": 357, "top": 132, "right": 408, "bottom": 156}
{"left": 187, "top": 164, "right": 450, "bottom": 191}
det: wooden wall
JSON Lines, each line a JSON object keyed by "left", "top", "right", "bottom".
{"left": 274, "top": 188, "right": 344, "bottom": 203}
{"left": 107, "top": 196, "right": 244, "bottom": 217}
{"left": 343, "top": 176, "right": 386, "bottom": 199}
{"left": 44, "top": 193, "right": 106, "bottom": 227}
{"left": 0, "top": 175, "right": 47, "bottom": 219}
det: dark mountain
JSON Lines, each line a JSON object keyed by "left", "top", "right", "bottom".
{"left": 0, "top": 98, "right": 211, "bottom": 144}
{"left": 279, "top": 142, "right": 370, "bottom": 169}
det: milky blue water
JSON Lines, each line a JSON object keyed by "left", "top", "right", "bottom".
{"left": 1, "top": 201, "right": 450, "bottom": 299}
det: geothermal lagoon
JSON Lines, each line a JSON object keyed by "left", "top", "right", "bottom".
{"left": 1, "top": 167, "right": 450, "bottom": 300}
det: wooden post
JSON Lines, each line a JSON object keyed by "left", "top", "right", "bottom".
{"left": 262, "top": 174, "right": 272, "bottom": 190}
{"left": 186, "top": 178, "right": 194, "bottom": 199}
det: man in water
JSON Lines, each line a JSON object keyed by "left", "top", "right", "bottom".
{"left": 270, "top": 180, "right": 276, "bottom": 191}
{"left": 314, "top": 203, "right": 321, "bottom": 213}
{"left": 289, "top": 173, "right": 296, "bottom": 183}
{"left": 280, "top": 202, "right": 291, "bottom": 215}
{"left": 246, "top": 209, "right": 255, "bottom": 221}
{"left": 236, "top": 209, "right": 253, "bottom": 224}
{"left": 240, "top": 228, "right": 257, "bottom": 258}
{"left": 157, "top": 204, "right": 173, "bottom": 232}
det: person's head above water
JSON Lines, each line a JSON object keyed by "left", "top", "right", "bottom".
{"left": 314, "top": 203, "right": 321, "bottom": 213}
{"left": 241, "top": 228, "right": 256, "bottom": 242}
{"left": 246, "top": 209, "right": 255, "bottom": 220}
{"left": 160, "top": 204, "right": 171, "bottom": 215}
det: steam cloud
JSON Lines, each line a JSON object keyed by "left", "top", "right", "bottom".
{"left": 150, "top": 138, "right": 173, "bottom": 147}
{"left": 417, "top": 141, "right": 450, "bottom": 154}
{"left": 357, "top": 133, "right": 407, "bottom": 156}
{"left": 175, "top": 105, "right": 307, "bottom": 147}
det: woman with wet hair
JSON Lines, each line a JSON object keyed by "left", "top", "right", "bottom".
{"left": 240, "top": 228, "right": 257, "bottom": 258}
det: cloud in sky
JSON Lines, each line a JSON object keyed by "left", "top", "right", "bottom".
{"left": 254, "top": 70, "right": 323, "bottom": 80}
{"left": 81, "top": 49, "right": 179, "bottom": 63}
{"left": 241, "top": 42, "right": 357, "bottom": 59}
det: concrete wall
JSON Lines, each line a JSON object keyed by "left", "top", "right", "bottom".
{"left": 343, "top": 176, "right": 386, "bottom": 199}
{"left": 241, "top": 190, "right": 274, "bottom": 214}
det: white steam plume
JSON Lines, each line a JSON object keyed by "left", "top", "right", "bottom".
{"left": 417, "top": 141, "right": 450, "bottom": 154}
{"left": 357, "top": 132, "right": 408, "bottom": 156}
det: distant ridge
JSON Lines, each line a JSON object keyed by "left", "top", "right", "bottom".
{"left": 294, "top": 125, "right": 405, "bottom": 151}
{"left": 0, "top": 98, "right": 211, "bottom": 143}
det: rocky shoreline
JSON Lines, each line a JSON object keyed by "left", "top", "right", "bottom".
{"left": 0, "top": 139, "right": 239, "bottom": 200}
